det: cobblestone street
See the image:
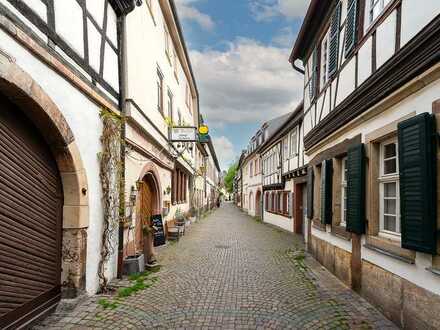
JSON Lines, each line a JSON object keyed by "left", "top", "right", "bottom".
{"left": 36, "top": 204, "right": 396, "bottom": 329}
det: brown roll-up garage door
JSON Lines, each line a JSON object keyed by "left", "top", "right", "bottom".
{"left": 0, "top": 94, "right": 63, "bottom": 329}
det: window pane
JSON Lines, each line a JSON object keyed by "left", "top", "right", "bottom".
{"left": 384, "top": 159, "right": 397, "bottom": 175}
{"left": 384, "top": 182, "right": 396, "bottom": 198}
{"left": 343, "top": 158, "right": 348, "bottom": 182}
{"left": 384, "top": 215, "right": 397, "bottom": 232}
{"left": 384, "top": 199, "right": 396, "bottom": 215}
{"left": 372, "top": 3, "right": 381, "bottom": 21}
{"left": 384, "top": 143, "right": 396, "bottom": 158}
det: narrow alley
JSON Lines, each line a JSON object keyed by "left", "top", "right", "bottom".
{"left": 36, "top": 203, "right": 395, "bottom": 329}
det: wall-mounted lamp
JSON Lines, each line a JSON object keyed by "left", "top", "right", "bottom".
{"left": 126, "top": 185, "right": 139, "bottom": 224}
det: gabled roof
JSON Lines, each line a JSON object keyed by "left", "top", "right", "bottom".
{"left": 260, "top": 102, "right": 304, "bottom": 154}
{"left": 243, "top": 112, "right": 292, "bottom": 163}
{"left": 289, "top": 1, "right": 334, "bottom": 63}
{"left": 264, "top": 112, "right": 292, "bottom": 140}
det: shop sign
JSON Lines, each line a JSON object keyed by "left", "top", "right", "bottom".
{"left": 170, "top": 127, "right": 197, "bottom": 142}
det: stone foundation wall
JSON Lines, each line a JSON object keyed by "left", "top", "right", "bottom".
{"left": 61, "top": 228, "right": 87, "bottom": 298}
{"left": 361, "top": 260, "right": 440, "bottom": 329}
{"left": 311, "top": 234, "right": 440, "bottom": 328}
{"left": 310, "top": 234, "right": 352, "bottom": 287}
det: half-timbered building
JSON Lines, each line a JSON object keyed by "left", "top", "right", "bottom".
{"left": 261, "top": 104, "right": 307, "bottom": 234}
{"left": 240, "top": 113, "right": 290, "bottom": 219}
{"left": 0, "top": 0, "right": 135, "bottom": 327}
{"left": 290, "top": 0, "right": 440, "bottom": 326}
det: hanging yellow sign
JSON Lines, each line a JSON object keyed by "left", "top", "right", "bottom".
{"left": 198, "top": 125, "right": 209, "bottom": 135}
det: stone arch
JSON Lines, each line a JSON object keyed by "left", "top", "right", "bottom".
{"left": 137, "top": 162, "right": 162, "bottom": 263}
{"left": 0, "top": 58, "right": 89, "bottom": 294}
{"left": 138, "top": 162, "right": 162, "bottom": 215}
{"left": 249, "top": 191, "right": 254, "bottom": 211}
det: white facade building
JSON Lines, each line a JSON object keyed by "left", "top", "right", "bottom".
{"left": 0, "top": 0, "right": 133, "bottom": 327}
{"left": 123, "top": 0, "right": 200, "bottom": 262}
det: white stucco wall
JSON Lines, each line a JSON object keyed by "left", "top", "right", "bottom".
{"left": 264, "top": 211, "right": 293, "bottom": 232}
{"left": 309, "top": 71, "right": 440, "bottom": 296}
{"left": 263, "top": 181, "right": 294, "bottom": 232}
{"left": 302, "top": 1, "right": 440, "bottom": 136}
{"left": 125, "top": 1, "right": 197, "bottom": 155}
{"left": 0, "top": 28, "right": 116, "bottom": 294}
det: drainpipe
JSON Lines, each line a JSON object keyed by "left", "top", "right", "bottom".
{"left": 117, "top": 9, "right": 129, "bottom": 280}
{"left": 290, "top": 59, "right": 305, "bottom": 75}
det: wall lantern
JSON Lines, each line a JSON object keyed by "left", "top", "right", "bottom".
{"left": 126, "top": 184, "right": 140, "bottom": 225}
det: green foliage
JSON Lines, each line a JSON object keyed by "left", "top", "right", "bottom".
{"left": 224, "top": 163, "right": 238, "bottom": 193}
{"left": 98, "top": 298, "right": 119, "bottom": 310}
{"left": 117, "top": 270, "right": 160, "bottom": 298}
{"left": 97, "top": 268, "right": 161, "bottom": 314}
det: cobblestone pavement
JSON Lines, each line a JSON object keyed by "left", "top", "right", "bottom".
{"left": 35, "top": 203, "right": 396, "bottom": 329}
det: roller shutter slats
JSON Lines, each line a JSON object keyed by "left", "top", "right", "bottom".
{"left": 0, "top": 98, "right": 62, "bottom": 325}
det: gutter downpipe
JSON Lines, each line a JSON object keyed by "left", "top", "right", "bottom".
{"left": 291, "top": 59, "right": 305, "bottom": 75}
{"left": 117, "top": 10, "right": 129, "bottom": 280}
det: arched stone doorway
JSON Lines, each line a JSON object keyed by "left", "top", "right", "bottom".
{"left": 249, "top": 191, "right": 254, "bottom": 212}
{"left": 137, "top": 164, "right": 162, "bottom": 264}
{"left": 0, "top": 58, "right": 88, "bottom": 327}
{"left": 255, "top": 190, "right": 262, "bottom": 217}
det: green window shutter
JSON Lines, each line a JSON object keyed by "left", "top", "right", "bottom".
{"left": 346, "top": 143, "right": 365, "bottom": 234}
{"left": 307, "top": 167, "right": 314, "bottom": 219}
{"left": 345, "top": 0, "right": 358, "bottom": 56}
{"left": 309, "top": 49, "right": 317, "bottom": 100}
{"left": 320, "top": 159, "right": 333, "bottom": 225}
{"left": 398, "top": 113, "right": 437, "bottom": 254}
{"left": 328, "top": 1, "right": 342, "bottom": 77}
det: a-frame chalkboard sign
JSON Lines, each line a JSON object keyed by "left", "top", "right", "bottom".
{"left": 151, "top": 214, "right": 166, "bottom": 247}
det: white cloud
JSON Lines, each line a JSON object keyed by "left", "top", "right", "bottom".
{"left": 190, "top": 38, "right": 303, "bottom": 126}
{"left": 175, "top": 0, "right": 215, "bottom": 30}
{"left": 250, "top": 0, "right": 310, "bottom": 22}
{"left": 272, "top": 26, "right": 296, "bottom": 47}
{"left": 212, "top": 136, "right": 235, "bottom": 169}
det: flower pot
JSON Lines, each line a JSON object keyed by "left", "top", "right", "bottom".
{"left": 123, "top": 253, "right": 145, "bottom": 275}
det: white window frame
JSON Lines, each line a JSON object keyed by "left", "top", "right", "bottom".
{"left": 164, "top": 25, "right": 171, "bottom": 61}
{"left": 340, "top": 157, "right": 348, "bottom": 227}
{"left": 173, "top": 47, "right": 179, "bottom": 81}
{"left": 369, "top": 0, "right": 392, "bottom": 25}
{"left": 289, "top": 127, "right": 298, "bottom": 158}
{"left": 156, "top": 68, "right": 163, "bottom": 114}
{"left": 379, "top": 137, "right": 400, "bottom": 239}
{"left": 283, "top": 136, "right": 289, "bottom": 160}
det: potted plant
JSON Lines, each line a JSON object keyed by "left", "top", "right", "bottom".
{"left": 123, "top": 225, "right": 145, "bottom": 275}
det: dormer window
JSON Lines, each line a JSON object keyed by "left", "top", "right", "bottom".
{"left": 369, "top": 0, "right": 391, "bottom": 24}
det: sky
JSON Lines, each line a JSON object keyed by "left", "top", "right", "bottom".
{"left": 174, "top": 0, "right": 310, "bottom": 170}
